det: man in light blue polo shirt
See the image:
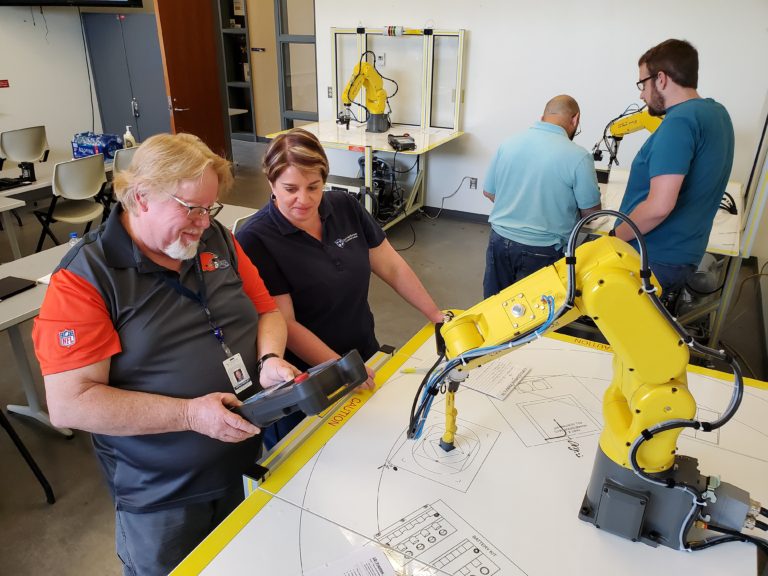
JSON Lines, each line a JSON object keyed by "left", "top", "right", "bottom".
{"left": 482, "top": 95, "right": 601, "bottom": 297}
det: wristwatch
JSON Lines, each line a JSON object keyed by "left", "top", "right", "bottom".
{"left": 257, "top": 353, "right": 280, "bottom": 373}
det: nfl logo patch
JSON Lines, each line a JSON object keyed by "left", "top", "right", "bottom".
{"left": 58, "top": 329, "right": 76, "bottom": 348}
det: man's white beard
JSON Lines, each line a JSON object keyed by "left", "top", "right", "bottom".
{"left": 163, "top": 237, "right": 199, "bottom": 261}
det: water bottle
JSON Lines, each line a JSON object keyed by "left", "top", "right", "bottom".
{"left": 68, "top": 232, "right": 80, "bottom": 247}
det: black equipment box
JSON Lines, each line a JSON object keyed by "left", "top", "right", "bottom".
{"left": 0, "top": 276, "right": 37, "bottom": 301}
{"left": 234, "top": 350, "right": 368, "bottom": 427}
{"left": 388, "top": 134, "right": 416, "bottom": 152}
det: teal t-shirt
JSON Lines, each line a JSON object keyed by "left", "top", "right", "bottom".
{"left": 619, "top": 98, "right": 734, "bottom": 265}
{"left": 485, "top": 121, "right": 600, "bottom": 249}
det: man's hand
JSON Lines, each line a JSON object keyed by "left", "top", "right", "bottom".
{"left": 259, "top": 356, "right": 300, "bottom": 388}
{"left": 357, "top": 365, "right": 376, "bottom": 391}
{"left": 184, "top": 392, "right": 260, "bottom": 443}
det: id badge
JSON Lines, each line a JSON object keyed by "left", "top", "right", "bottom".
{"left": 223, "top": 353, "right": 253, "bottom": 394}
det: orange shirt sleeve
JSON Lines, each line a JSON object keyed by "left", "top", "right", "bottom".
{"left": 32, "top": 269, "right": 122, "bottom": 376}
{"left": 233, "top": 235, "right": 278, "bottom": 314}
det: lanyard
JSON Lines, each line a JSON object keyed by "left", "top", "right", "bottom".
{"left": 157, "top": 256, "right": 233, "bottom": 357}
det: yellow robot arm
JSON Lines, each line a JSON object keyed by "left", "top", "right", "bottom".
{"left": 440, "top": 235, "right": 692, "bottom": 472}
{"left": 341, "top": 61, "right": 388, "bottom": 115}
{"left": 609, "top": 108, "right": 663, "bottom": 138}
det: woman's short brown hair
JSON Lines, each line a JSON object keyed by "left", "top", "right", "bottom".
{"left": 262, "top": 128, "right": 329, "bottom": 184}
{"left": 113, "top": 133, "right": 233, "bottom": 215}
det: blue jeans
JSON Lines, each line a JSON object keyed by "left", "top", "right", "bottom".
{"left": 650, "top": 261, "right": 697, "bottom": 294}
{"left": 483, "top": 229, "right": 563, "bottom": 298}
{"left": 115, "top": 484, "right": 244, "bottom": 576}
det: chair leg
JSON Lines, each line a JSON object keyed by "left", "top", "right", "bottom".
{"left": 33, "top": 196, "right": 60, "bottom": 253}
{"left": 0, "top": 410, "right": 55, "bottom": 504}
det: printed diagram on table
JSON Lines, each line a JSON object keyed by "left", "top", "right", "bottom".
{"left": 517, "top": 394, "right": 601, "bottom": 445}
{"left": 391, "top": 418, "right": 500, "bottom": 492}
{"left": 375, "top": 500, "right": 527, "bottom": 576}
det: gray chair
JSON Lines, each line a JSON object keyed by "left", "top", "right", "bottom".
{"left": 112, "top": 145, "right": 138, "bottom": 174}
{"left": 230, "top": 210, "right": 258, "bottom": 234}
{"left": 33, "top": 154, "right": 107, "bottom": 252}
{"left": 0, "top": 125, "right": 49, "bottom": 182}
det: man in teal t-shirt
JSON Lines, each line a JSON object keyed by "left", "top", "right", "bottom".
{"left": 615, "top": 39, "right": 734, "bottom": 296}
{"left": 483, "top": 95, "right": 601, "bottom": 297}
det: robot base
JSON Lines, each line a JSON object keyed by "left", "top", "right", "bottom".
{"left": 366, "top": 114, "right": 389, "bottom": 133}
{"left": 578, "top": 447, "right": 706, "bottom": 549}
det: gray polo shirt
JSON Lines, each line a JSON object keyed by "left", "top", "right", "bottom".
{"left": 35, "top": 205, "right": 266, "bottom": 512}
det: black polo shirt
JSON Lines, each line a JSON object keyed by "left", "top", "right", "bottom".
{"left": 237, "top": 190, "right": 386, "bottom": 369}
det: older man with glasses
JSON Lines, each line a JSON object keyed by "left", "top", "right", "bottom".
{"left": 32, "top": 133, "right": 299, "bottom": 576}
{"left": 482, "top": 94, "right": 601, "bottom": 298}
{"left": 613, "top": 39, "right": 734, "bottom": 299}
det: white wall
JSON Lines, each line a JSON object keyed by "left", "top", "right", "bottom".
{"left": 0, "top": 7, "right": 102, "bottom": 163}
{"left": 315, "top": 0, "right": 768, "bottom": 216}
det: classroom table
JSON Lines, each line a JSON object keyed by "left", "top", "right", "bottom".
{"left": 173, "top": 325, "right": 768, "bottom": 576}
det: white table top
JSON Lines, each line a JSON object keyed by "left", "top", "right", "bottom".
{"left": 183, "top": 329, "right": 767, "bottom": 576}
{"left": 0, "top": 197, "right": 25, "bottom": 211}
{"left": 269, "top": 120, "right": 464, "bottom": 155}
{"left": 586, "top": 168, "right": 743, "bottom": 257}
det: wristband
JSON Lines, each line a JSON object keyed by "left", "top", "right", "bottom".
{"left": 257, "top": 353, "right": 280, "bottom": 373}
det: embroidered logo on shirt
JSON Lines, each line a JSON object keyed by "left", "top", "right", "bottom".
{"left": 334, "top": 233, "right": 359, "bottom": 248}
{"left": 58, "top": 329, "right": 76, "bottom": 348}
{"left": 199, "top": 252, "right": 231, "bottom": 271}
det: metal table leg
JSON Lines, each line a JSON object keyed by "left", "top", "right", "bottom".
{"left": 6, "top": 324, "right": 73, "bottom": 438}
{"left": 1, "top": 210, "right": 22, "bottom": 260}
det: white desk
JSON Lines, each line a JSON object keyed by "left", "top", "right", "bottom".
{"left": 0, "top": 196, "right": 26, "bottom": 259}
{"left": 175, "top": 327, "right": 768, "bottom": 575}
{"left": 0, "top": 204, "right": 256, "bottom": 436}
{"left": 586, "top": 168, "right": 743, "bottom": 257}
{"left": 268, "top": 121, "right": 464, "bottom": 230}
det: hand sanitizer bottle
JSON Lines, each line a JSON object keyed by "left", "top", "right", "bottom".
{"left": 123, "top": 125, "right": 136, "bottom": 148}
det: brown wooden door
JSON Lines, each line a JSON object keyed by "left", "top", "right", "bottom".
{"left": 154, "top": 0, "right": 231, "bottom": 158}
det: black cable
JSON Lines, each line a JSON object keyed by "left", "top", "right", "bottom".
{"left": 393, "top": 221, "right": 416, "bottom": 252}
{"left": 706, "top": 524, "right": 768, "bottom": 554}
{"left": 407, "top": 353, "right": 445, "bottom": 438}
{"left": 743, "top": 106, "right": 768, "bottom": 207}
{"left": 77, "top": 7, "right": 96, "bottom": 132}
{"left": 719, "top": 191, "right": 738, "bottom": 214}
{"left": 392, "top": 150, "right": 420, "bottom": 174}
{"left": 688, "top": 535, "right": 748, "bottom": 551}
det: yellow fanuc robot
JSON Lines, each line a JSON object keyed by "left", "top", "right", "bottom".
{"left": 408, "top": 211, "right": 767, "bottom": 554}
{"left": 337, "top": 51, "right": 391, "bottom": 133}
{"left": 593, "top": 106, "right": 662, "bottom": 182}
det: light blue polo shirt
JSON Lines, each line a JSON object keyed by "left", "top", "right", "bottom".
{"left": 485, "top": 121, "right": 600, "bottom": 249}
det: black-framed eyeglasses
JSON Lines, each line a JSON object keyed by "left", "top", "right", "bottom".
{"left": 636, "top": 73, "right": 658, "bottom": 91}
{"left": 166, "top": 193, "right": 223, "bottom": 219}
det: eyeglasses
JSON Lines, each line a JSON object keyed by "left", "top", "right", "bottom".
{"left": 166, "top": 193, "right": 223, "bottom": 219}
{"left": 636, "top": 73, "right": 658, "bottom": 91}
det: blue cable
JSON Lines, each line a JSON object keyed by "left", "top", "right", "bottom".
{"left": 412, "top": 295, "right": 557, "bottom": 439}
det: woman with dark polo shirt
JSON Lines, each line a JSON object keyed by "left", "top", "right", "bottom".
{"left": 236, "top": 128, "right": 444, "bottom": 447}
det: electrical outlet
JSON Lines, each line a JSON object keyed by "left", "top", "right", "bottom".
{"left": 469, "top": 177, "right": 478, "bottom": 189}
{"left": 327, "top": 86, "right": 333, "bottom": 98}
{"left": 377, "top": 52, "right": 386, "bottom": 67}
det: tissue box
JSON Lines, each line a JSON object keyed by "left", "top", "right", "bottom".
{"left": 71, "top": 132, "right": 123, "bottom": 160}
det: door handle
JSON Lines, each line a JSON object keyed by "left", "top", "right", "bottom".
{"left": 173, "top": 107, "right": 190, "bottom": 112}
